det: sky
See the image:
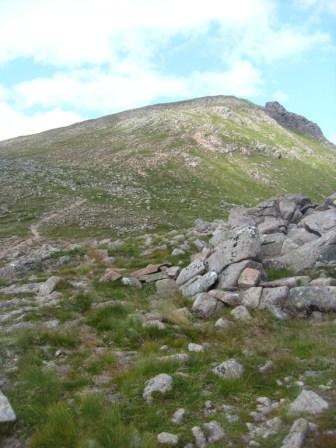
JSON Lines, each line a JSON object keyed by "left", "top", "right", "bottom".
{"left": 0, "top": 0, "right": 335, "bottom": 142}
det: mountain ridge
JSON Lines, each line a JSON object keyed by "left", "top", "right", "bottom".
{"left": 0, "top": 95, "right": 336, "bottom": 240}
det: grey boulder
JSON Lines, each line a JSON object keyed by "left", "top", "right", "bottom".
{"left": 285, "top": 287, "right": 336, "bottom": 313}
{"left": 206, "top": 226, "right": 261, "bottom": 274}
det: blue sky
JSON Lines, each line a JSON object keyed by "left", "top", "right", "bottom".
{"left": 0, "top": 0, "right": 335, "bottom": 142}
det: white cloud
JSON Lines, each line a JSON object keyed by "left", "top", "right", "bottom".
{"left": 298, "top": 0, "right": 336, "bottom": 14}
{"left": 14, "top": 60, "right": 262, "bottom": 114}
{"left": 331, "top": 134, "right": 336, "bottom": 144}
{"left": 0, "top": 101, "right": 82, "bottom": 141}
{"left": 0, "top": 0, "right": 328, "bottom": 67}
{"left": 0, "top": 0, "right": 274, "bottom": 66}
{"left": 0, "top": 0, "right": 332, "bottom": 139}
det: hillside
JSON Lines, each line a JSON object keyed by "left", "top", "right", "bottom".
{"left": 1, "top": 95, "right": 336, "bottom": 241}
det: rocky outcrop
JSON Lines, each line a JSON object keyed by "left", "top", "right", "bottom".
{"left": 174, "top": 192, "right": 336, "bottom": 320}
{"left": 264, "top": 101, "right": 332, "bottom": 145}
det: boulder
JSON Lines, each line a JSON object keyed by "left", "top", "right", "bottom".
{"left": 237, "top": 267, "right": 261, "bottom": 288}
{"left": 180, "top": 271, "right": 217, "bottom": 297}
{"left": 258, "top": 217, "right": 287, "bottom": 235}
{"left": 241, "top": 287, "right": 263, "bottom": 309}
{"left": 260, "top": 277, "right": 310, "bottom": 288}
{"left": 299, "top": 208, "right": 336, "bottom": 235}
{"left": 261, "top": 233, "right": 285, "bottom": 258}
{"left": 279, "top": 198, "right": 299, "bottom": 221}
{"left": 192, "top": 293, "right": 223, "bottom": 318}
{"left": 285, "top": 287, "right": 336, "bottom": 313}
{"left": 176, "top": 259, "right": 206, "bottom": 286}
{"left": 277, "top": 230, "right": 336, "bottom": 272}
{"left": 206, "top": 226, "right": 261, "bottom": 274}
{"left": 209, "top": 289, "right": 241, "bottom": 307}
{"left": 259, "top": 287, "right": 289, "bottom": 319}
{"left": 217, "top": 260, "right": 263, "bottom": 290}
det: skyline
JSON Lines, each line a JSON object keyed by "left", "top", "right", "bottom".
{"left": 0, "top": 0, "right": 335, "bottom": 142}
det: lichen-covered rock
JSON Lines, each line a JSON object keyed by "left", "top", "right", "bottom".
{"left": 212, "top": 359, "right": 244, "bottom": 379}
{"left": 206, "top": 226, "right": 261, "bottom": 274}
{"left": 181, "top": 272, "right": 217, "bottom": 297}
{"left": 176, "top": 259, "right": 206, "bottom": 286}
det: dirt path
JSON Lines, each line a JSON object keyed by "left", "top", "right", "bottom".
{"left": 29, "top": 199, "right": 87, "bottom": 241}
{"left": 0, "top": 199, "right": 87, "bottom": 260}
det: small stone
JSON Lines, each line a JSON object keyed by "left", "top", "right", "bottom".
{"left": 143, "top": 320, "right": 166, "bottom": 330}
{"left": 121, "top": 277, "right": 142, "bottom": 288}
{"left": 188, "top": 343, "right": 204, "bottom": 352}
{"left": 289, "top": 390, "right": 329, "bottom": 415}
{"left": 212, "top": 359, "right": 244, "bottom": 379}
{"left": 0, "top": 390, "right": 16, "bottom": 423}
{"left": 231, "top": 305, "right": 252, "bottom": 321}
{"left": 159, "top": 354, "right": 189, "bottom": 363}
{"left": 192, "top": 426, "right": 207, "bottom": 448}
{"left": 214, "top": 318, "right": 233, "bottom": 329}
{"left": 99, "top": 269, "right": 122, "bottom": 282}
{"left": 143, "top": 374, "right": 173, "bottom": 403}
{"left": 38, "top": 276, "right": 61, "bottom": 296}
{"left": 172, "top": 248, "right": 185, "bottom": 257}
{"left": 157, "top": 432, "right": 179, "bottom": 445}
{"left": 171, "top": 408, "right": 185, "bottom": 424}
{"left": 259, "top": 360, "right": 273, "bottom": 375}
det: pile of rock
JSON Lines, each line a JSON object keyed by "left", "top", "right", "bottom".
{"left": 174, "top": 193, "right": 336, "bottom": 320}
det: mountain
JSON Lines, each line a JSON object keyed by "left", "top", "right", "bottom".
{"left": 1, "top": 95, "right": 336, "bottom": 240}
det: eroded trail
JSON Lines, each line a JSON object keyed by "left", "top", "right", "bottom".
{"left": 0, "top": 199, "right": 87, "bottom": 260}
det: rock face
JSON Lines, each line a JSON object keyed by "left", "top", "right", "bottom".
{"left": 264, "top": 101, "right": 328, "bottom": 143}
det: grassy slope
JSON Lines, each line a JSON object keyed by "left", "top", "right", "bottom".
{"left": 0, "top": 95, "right": 335, "bottom": 240}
